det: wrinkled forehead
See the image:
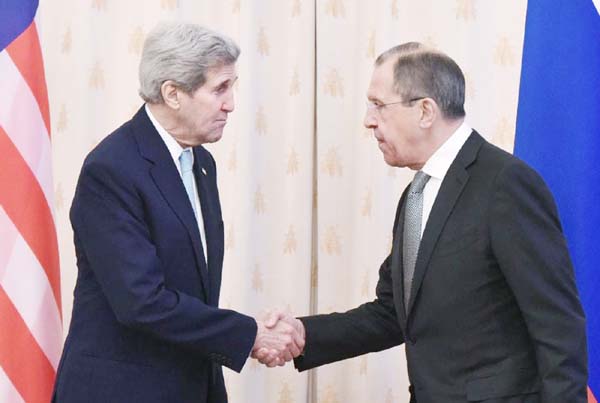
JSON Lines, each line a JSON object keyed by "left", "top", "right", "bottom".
{"left": 367, "top": 60, "right": 396, "bottom": 99}
{"left": 207, "top": 62, "right": 237, "bottom": 76}
{"left": 205, "top": 63, "right": 238, "bottom": 83}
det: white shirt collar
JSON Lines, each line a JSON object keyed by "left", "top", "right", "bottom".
{"left": 421, "top": 120, "right": 472, "bottom": 181}
{"left": 145, "top": 104, "right": 193, "bottom": 173}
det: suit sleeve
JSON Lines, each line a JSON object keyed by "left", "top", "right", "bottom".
{"left": 489, "top": 160, "right": 588, "bottom": 402}
{"left": 294, "top": 199, "right": 406, "bottom": 371}
{"left": 71, "top": 159, "right": 257, "bottom": 373}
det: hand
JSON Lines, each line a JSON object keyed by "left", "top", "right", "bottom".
{"left": 251, "top": 316, "right": 303, "bottom": 367}
{"left": 251, "top": 309, "right": 305, "bottom": 367}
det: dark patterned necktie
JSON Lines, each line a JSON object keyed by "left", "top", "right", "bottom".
{"left": 403, "top": 170, "right": 430, "bottom": 313}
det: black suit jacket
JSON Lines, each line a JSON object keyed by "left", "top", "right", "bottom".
{"left": 295, "top": 131, "right": 587, "bottom": 403}
{"left": 52, "top": 107, "right": 256, "bottom": 403}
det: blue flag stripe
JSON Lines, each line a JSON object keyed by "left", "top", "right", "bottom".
{"left": 0, "top": 0, "right": 39, "bottom": 52}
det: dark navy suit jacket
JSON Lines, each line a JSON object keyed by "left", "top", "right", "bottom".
{"left": 53, "top": 107, "right": 256, "bottom": 402}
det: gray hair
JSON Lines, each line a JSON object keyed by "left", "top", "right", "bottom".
{"left": 375, "top": 42, "right": 466, "bottom": 119}
{"left": 139, "top": 22, "right": 240, "bottom": 104}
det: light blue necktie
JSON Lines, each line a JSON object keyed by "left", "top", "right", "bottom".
{"left": 179, "top": 148, "right": 197, "bottom": 218}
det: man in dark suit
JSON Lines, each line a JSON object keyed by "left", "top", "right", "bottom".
{"left": 52, "top": 22, "right": 302, "bottom": 403}
{"left": 259, "top": 43, "right": 588, "bottom": 402}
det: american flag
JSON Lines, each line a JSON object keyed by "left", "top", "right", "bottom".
{"left": 0, "top": 1, "right": 63, "bottom": 402}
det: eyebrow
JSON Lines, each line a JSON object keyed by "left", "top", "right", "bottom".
{"left": 215, "top": 76, "right": 238, "bottom": 90}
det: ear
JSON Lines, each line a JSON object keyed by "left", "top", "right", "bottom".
{"left": 418, "top": 98, "right": 437, "bottom": 129}
{"left": 161, "top": 80, "right": 180, "bottom": 110}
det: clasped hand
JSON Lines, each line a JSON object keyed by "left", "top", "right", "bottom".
{"left": 251, "top": 310, "right": 305, "bottom": 367}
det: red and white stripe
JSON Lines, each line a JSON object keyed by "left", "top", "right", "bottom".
{"left": 0, "top": 19, "right": 62, "bottom": 403}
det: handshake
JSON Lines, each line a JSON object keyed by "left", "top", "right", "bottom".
{"left": 251, "top": 310, "right": 305, "bottom": 367}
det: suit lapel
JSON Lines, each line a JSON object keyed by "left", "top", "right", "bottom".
{"left": 131, "top": 107, "right": 210, "bottom": 299}
{"left": 405, "top": 131, "right": 484, "bottom": 317}
{"left": 391, "top": 189, "right": 409, "bottom": 329}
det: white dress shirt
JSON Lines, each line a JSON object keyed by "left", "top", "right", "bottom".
{"left": 145, "top": 105, "right": 208, "bottom": 262}
{"left": 419, "top": 121, "right": 472, "bottom": 237}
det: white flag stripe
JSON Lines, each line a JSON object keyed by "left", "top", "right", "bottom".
{"left": 0, "top": 365, "right": 25, "bottom": 403}
{"left": 0, "top": 51, "right": 54, "bottom": 213}
{"left": 0, "top": 208, "right": 62, "bottom": 369}
{"left": 0, "top": 209, "right": 17, "bottom": 280}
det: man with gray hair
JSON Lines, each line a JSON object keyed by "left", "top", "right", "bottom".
{"left": 261, "top": 43, "right": 588, "bottom": 402}
{"left": 52, "top": 22, "right": 302, "bottom": 402}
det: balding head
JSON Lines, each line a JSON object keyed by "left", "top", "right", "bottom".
{"left": 375, "top": 42, "right": 466, "bottom": 120}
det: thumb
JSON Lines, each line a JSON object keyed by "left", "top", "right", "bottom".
{"left": 264, "top": 310, "right": 284, "bottom": 328}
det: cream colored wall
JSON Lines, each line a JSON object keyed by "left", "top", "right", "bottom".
{"left": 38, "top": 1, "right": 527, "bottom": 401}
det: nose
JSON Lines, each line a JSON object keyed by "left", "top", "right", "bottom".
{"left": 222, "top": 90, "right": 235, "bottom": 113}
{"left": 364, "top": 109, "right": 377, "bottom": 129}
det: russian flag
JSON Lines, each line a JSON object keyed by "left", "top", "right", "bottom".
{"left": 515, "top": 0, "right": 600, "bottom": 401}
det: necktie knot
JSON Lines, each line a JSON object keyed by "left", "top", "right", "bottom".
{"left": 409, "top": 171, "right": 430, "bottom": 194}
{"left": 179, "top": 149, "right": 194, "bottom": 174}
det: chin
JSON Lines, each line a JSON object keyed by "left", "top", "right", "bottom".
{"left": 382, "top": 154, "right": 403, "bottom": 168}
{"left": 203, "top": 131, "right": 224, "bottom": 144}
{"left": 210, "top": 133, "right": 224, "bottom": 143}
{"left": 381, "top": 153, "right": 395, "bottom": 166}
{"left": 384, "top": 159, "right": 399, "bottom": 168}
